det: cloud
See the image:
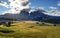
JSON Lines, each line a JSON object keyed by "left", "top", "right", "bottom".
{"left": 58, "top": 3, "right": 60, "bottom": 6}
{"left": 44, "top": 9, "right": 60, "bottom": 16}
{"left": 29, "top": 9, "right": 35, "bottom": 13}
{"left": 22, "top": 1, "right": 29, "bottom": 6}
{"left": 0, "top": 1, "right": 8, "bottom": 8}
{"left": 38, "top": 7, "right": 45, "bottom": 10}
{"left": 49, "top": 6, "right": 57, "bottom": 10}
{"left": 37, "top": 7, "right": 48, "bottom": 13}
{"left": 1, "top": 0, "right": 30, "bottom": 14}
{"left": 57, "top": 1, "right": 60, "bottom": 6}
{"left": 29, "top": 7, "right": 48, "bottom": 14}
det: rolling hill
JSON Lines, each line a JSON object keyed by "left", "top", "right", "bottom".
{"left": 0, "top": 21, "right": 60, "bottom": 38}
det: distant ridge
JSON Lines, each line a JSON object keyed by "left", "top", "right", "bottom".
{"left": 0, "top": 9, "right": 60, "bottom": 24}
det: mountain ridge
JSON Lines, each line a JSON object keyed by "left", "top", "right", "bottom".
{"left": 0, "top": 9, "right": 60, "bottom": 24}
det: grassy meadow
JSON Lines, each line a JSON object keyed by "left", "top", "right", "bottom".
{"left": 0, "top": 21, "right": 60, "bottom": 38}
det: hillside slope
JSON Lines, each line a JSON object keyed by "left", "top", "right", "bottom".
{"left": 0, "top": 21, "right": 60, "bottom": 38}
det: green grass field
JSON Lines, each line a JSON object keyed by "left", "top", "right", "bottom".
{"left": 0, "top": 21, "right": 60, "bottom": 38}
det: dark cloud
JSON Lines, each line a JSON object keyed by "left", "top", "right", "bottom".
{"left": 22, "top": 1, "right": 29, "bottom": 6}
{"left": 0, "top": 1, "right": 4, "bottom": 4}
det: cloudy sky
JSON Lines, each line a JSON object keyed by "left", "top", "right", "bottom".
{"left": 0, "top": 0, "right": 60, "bottom": 16}
{"left": 30, "top": 0, "right": 60, "bottom": 10}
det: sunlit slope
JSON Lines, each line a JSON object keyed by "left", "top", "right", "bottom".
{"left": 0, "top": 21, "right": 60, "bottom": 38}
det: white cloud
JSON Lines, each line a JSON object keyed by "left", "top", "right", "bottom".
{"left": 57, "top": 1, "right": 60, "bottom": 6}
{"left": 44, "top": 9, "right": 60, "bottom": 16}
{"left": 37, "top": 7, "right": 48, "bottom": 13}
{"left": 29, "top": 9, "right": 35, "bottom": 13}
{"left": 37, "top": 7, "right": 45, "bottom": 10}
{"left": 57, "top": 3, "right": 60, "bottom": 6}
{"left": 49, "top": 6, "right": 57, "bottom": 10}
{"left": 0, "top": 0, "right": 30, "bottom": 14}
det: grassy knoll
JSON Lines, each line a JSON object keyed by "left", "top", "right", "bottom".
{"left": 0, "top": 21, "right": 60, "bottom": 38}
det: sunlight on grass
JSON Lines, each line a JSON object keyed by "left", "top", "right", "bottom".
{"left": 0, "top": 21, "right": 60, "bottom": 38}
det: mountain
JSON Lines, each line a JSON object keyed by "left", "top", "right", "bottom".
{"left": 0, "top": 9, "right": 30, "bottom": 21}
{"left": 30, "top": 9, "right": 60, "bottom": 24}
{"left": 0, "top": 9, "right": 60, "bottom": 24}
